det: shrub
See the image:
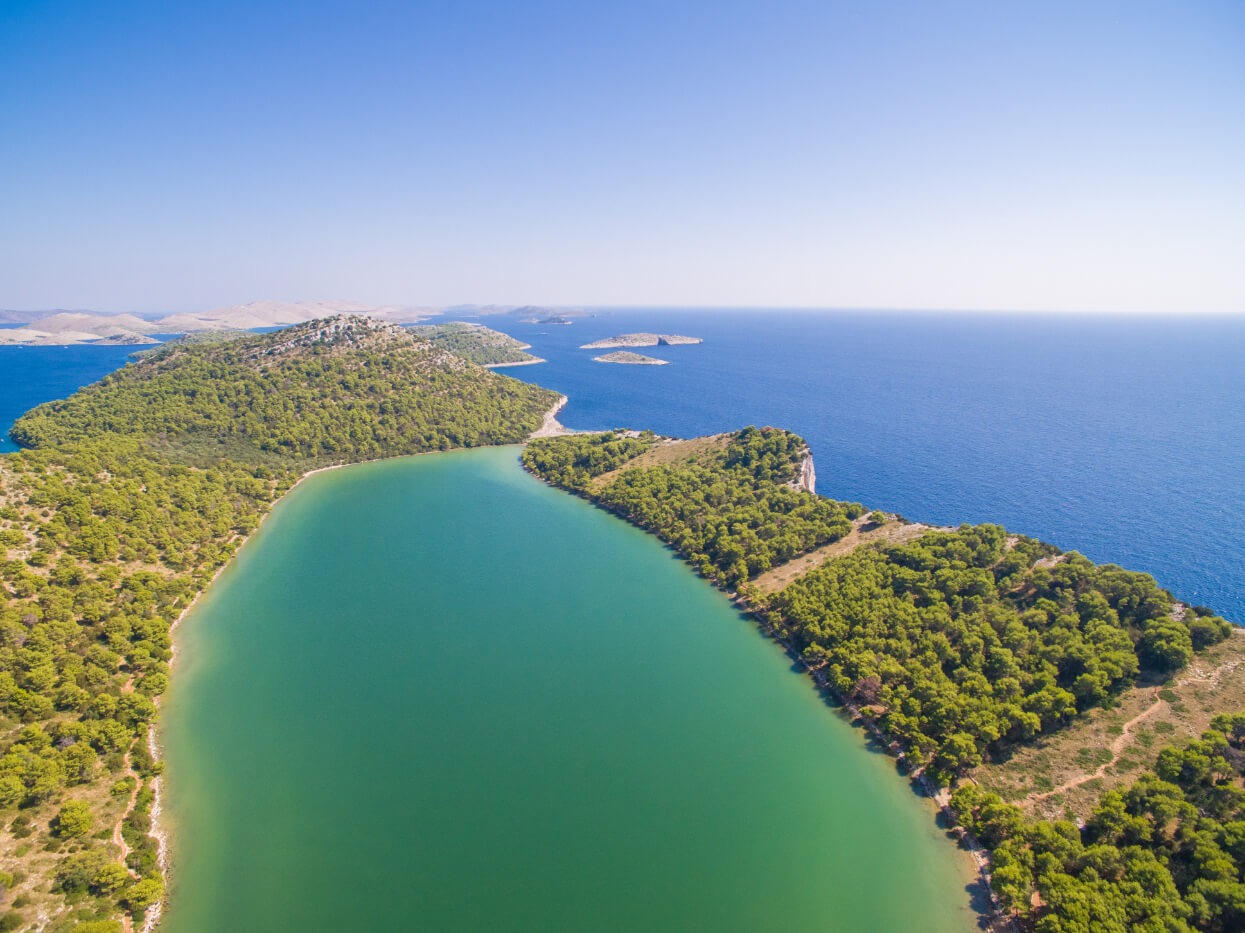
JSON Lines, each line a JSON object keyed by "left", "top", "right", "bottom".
{"left": 53, "top": 801, "right": 93, "bottom": 838}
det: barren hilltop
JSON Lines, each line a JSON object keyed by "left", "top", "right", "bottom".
{"left": 0, "top": 300, "right": 440, "bottom": 346}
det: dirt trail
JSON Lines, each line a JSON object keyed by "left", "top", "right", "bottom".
{"left": 751, "top": 518, "right": 940, "bottom": 593}
{"left": 1028, "top": 691, "right": 1164, "bottom": 802}
{"left": 111, "top": 755, "right": 141, "bottom": 869}
{"left": 113, "top": 677, "right": 142, "bottom": 932}
{"left": 1027, "top": 641, "right": 1244, "bottom": 803}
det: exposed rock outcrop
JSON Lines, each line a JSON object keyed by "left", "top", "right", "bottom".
{"left": 791, "top": 451, "right": 816, "bottom": 495}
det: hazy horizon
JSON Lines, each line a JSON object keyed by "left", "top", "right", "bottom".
{"left": 5, "top": 301, "right": 1245, "bottom": 318}
{"left": 3, "top": 0, "right": 1242, "bottom": 314}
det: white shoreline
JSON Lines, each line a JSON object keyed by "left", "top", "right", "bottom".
{"left": 483, "top": 357, "right": 546, "bottom": 368}
{"left": 529, "top": 395, "right": 585, "bottom": 438}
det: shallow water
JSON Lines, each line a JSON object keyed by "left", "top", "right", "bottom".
{"left": 160, "top": 447, "right": 977, "bottom": 933}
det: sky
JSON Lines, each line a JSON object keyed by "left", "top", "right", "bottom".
{"left": 1, "top": 0, "right": 1242, "bottom": 314}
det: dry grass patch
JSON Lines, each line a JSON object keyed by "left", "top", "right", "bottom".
{"left": 0, "top": 764, "right": 133, "bottom": 929}
{"left": 590, "top": 433, "right": 731, "bottom": 489}
{"left": 973, "top": 628, "right": 1245, "bottom": 820}
{"left": 751, "top": 516, "right": 937, "bottom": 593}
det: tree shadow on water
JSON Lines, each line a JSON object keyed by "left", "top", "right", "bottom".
{"left": 964, "top": 875, "right": 998, "bottom": 931}
{"left": 740, "top": 604, "right": 1002, "bottom": 933}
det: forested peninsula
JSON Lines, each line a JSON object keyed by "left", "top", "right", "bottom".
{"left": 411, "top": 322, "right": 545, "bottom": 368}
{"left": 4, "top": 317, "right": 1242, "bottom": 933}
{"left": 524, "top": 428, "right": 1245, "bottom": 933}
{"left": 0, "top": 316, "right": 559, "bottom": 931}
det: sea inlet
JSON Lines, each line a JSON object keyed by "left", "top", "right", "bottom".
{"left": 160, "top": 446, "right": 977, "bottom": 932}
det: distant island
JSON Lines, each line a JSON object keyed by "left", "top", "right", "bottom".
{"left": 411, "top": 322, "right": 545, "bottom": 367}
{"left": 580, "top": 332, "right": 702, "bottom": 349}
{"left": 92, "top": 333, "right": 159, "bottom": 346}
{"left": 511, "top": 306, "right": 591, "bottom": 324}
{"left": 0, "top": 300, "right": 441, "bottom": 346}
{"left": 593, "top": 350, "right": 669, "bottom": 365}
{"left": 129, "top": 330, "right": 252, "bottom": 360}
{"left": 0, "top": 301, "right": 618, "bottom": 345}
{"left": 0, "top": 311, "right": 163, "bottom": 346}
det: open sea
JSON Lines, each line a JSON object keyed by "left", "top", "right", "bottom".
{"left": 2, "top": 310, "right": 1242, "bottom": 620}
{"left": 0, "top": 344, "right": 139, "bottom": 453}
{"left": 481, "top": 309, "right": 1245, "bottom": 623}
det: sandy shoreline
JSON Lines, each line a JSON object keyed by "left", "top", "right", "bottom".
{"left": 529, "top": 395, "right": 583, "bottom": 438}
{"left": 483, "top": 357, "right": 546, "bottom": 368}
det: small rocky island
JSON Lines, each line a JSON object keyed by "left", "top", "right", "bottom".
{"left": 580, "top": 332, "right": 701, "bottom": 349}
{"left": 593, "top": 350, "right": 670, "bottom": 365}
{"left": 93, "top": 332, "right": 160, "bottom": 346}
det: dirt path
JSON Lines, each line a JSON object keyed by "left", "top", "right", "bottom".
{"left": 1025, "top": 634, "right": 1245, "bottom": 804}
{"left": 111, "top": 752, "right": 141, "bottom": 869}
{"left": 1028, "top": 691, "right": 1164, "bottom": 802}
{"left": 751, "top": 518, "right": 939, "bottom": 593}
{"left": 113, "top": 676, "right": 142, "bottom": 932}
{"left": 112, "top": 739, "right": 143, "bottom": 932}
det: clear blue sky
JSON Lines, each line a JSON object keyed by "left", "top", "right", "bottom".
{"left": 2, "top": 0, "right": 1242, "bottom": 313}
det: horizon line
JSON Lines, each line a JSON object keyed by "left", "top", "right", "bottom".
{"left": 4, "top": 302, "right": 1244, "bottom": 318}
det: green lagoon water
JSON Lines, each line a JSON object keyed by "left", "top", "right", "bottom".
{"left": 161, "top": 447, "right": 976, "bottom": 933}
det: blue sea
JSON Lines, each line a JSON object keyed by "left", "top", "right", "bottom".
{"left": 2, "top": 311, "right": 1242, "bottom": 621}
{"left": 0, "top": 345, "right": 140, "bottom": 453}
{"left": 480, "top": 309, "right": 1245, "bottom": 623}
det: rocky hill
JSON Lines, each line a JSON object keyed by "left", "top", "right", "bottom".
{"left": 10, "top": 315, "right": 558, "bottom": 463}
{"left": 0, "top": 301, "right": 441, "bottom": 345}
{"left": 0, "top": 313, "right": 562, "bottom": 929}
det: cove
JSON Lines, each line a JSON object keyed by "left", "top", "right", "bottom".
{"left": 160, "top": 446, "right": 976, "bottom": 932}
